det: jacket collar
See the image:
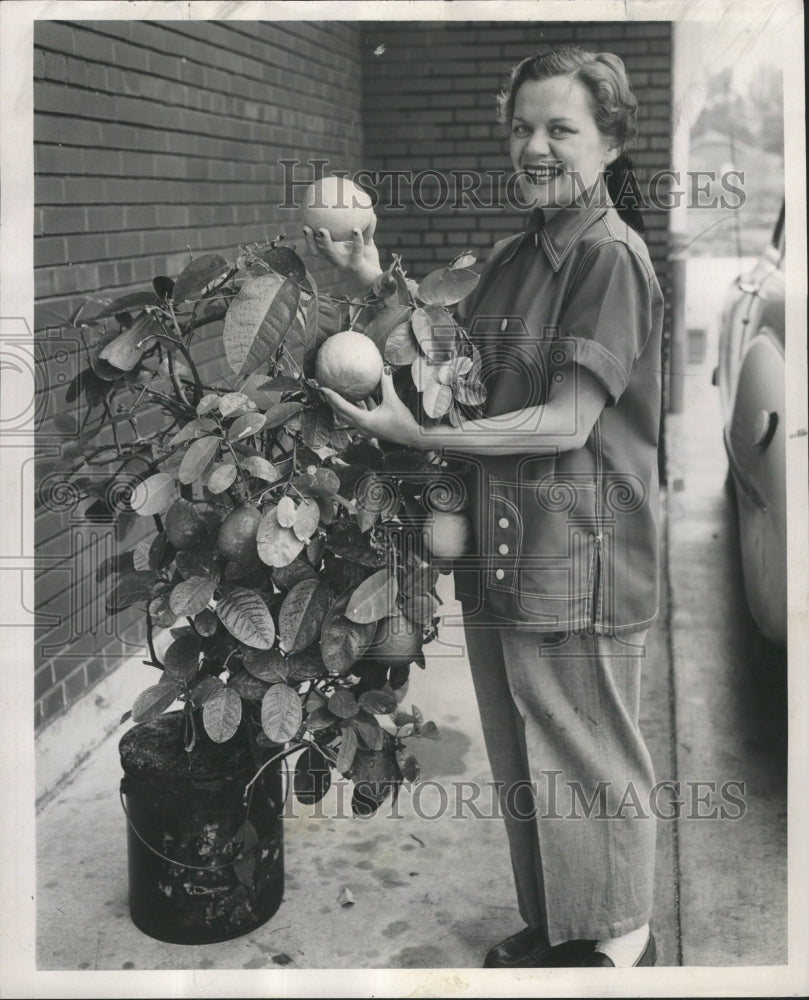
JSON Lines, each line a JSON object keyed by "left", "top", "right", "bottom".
{"left": 499, "top": 197, "right": 611, "bottom": 272}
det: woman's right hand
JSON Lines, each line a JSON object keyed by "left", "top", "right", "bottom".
{"left": 302, "top": 215, "right": 383, "bottom": 291}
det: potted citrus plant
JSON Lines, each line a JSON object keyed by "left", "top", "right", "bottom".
{"left": 43, "top": 186, "right": 484, "bottom": 944}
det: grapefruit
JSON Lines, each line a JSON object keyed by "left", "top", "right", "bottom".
{"left": 301, "top": 175, "right": 375, "bottom": 242}
{"left": 218, "top": 505, "right": 262, "bottom": 562}
{"left": 422, "top": 510, "right": 472, "bottom": 559}
{"left": 314, "top": 330, "right": 384, "bottom": 401}
{"left": 164, "top": 499, "right": 210, "bottom": 551}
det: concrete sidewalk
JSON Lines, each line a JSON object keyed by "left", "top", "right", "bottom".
{"left": 35, "top": 569, "right": 680, "bottom": 972}
{"left": 35, "top": 258, "right": 787, "bottom": 971}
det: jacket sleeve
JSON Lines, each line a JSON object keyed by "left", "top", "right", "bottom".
{"left": 556, "top": 240, "right": 657, "bottom": 406}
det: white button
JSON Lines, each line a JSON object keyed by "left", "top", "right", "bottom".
{"left": 500, "top": 318, "right": 508, "bottom": 332}
{"left": 495, "top": 569, "right": 505, "bottom": 580}
{"left": 498, "top": 517, "right": 509, "bottom": 529}
{"left": 498, "top": 543, "right": 509, "bottom": 555}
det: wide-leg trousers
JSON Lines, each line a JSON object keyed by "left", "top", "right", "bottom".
{"left": 462, "top": 618, "right": 657, "bottom": 946}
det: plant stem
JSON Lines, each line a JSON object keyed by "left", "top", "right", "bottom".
{"left": 145, "top": 606, "right": 162, "bottom": 668}
{"left": 242, "top": 743, "right": 304, "bottom": 801}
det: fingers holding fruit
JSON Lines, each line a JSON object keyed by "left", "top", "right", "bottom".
{"left": 300, "top": 175, "right": 381, "bottom": 283}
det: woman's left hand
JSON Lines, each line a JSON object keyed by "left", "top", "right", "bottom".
{"left": 319, "top": 368, "right": 422, "bottom": 449}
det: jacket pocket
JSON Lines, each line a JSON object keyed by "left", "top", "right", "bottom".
{"left": 487, "top": 476, "right": 595, "bottom": 603}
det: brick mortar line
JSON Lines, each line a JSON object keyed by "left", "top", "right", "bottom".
{"left": 53, "top": 20, "right": 363, "bottom": 90}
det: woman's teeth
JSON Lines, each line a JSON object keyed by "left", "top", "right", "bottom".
{"left": 523, "top": 165, "right": 562, "bottom": 182}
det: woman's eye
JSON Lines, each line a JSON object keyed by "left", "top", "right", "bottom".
{"left": 511, "top": 124, "right": 529, "bottom": 136}
{"left": 550, "top": 126, "right": 573, "bottom": 136}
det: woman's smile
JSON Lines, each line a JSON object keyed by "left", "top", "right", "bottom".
{"left": 510, "top": 75, "right": 615, "bottom": 213}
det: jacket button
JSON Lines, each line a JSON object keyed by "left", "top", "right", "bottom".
{"left": 498, "top": 543, "right": 509, "bottom": 555}
{"left": 495, "top": 569, "right": 505, "bottom": 580}
{"left": 498, "top": 517, "right": 509, "bottom": 529}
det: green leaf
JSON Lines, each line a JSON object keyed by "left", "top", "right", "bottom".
{"left": 300, "top": 405, "right": 333, "bottom": 449}
{"left": 417, "top": 266, "right": 479, "bottom": 306}
{"left": 169, "top": 575, "right": 215, "bottom": 616}
{"left": 272, "top": 557, "right": 318, "bottom": 591}
{"left": 216, "top": 587, "right": 276, "bottom": 648}
{"left": 207, "top": 463, "right": 239, "bottom": 494}
{"left": 351, "top": 714, "right": 385, "bottom": 751}
{"left": 276, "top": 495, "right": 297, "bottom": 528}
{"left": 259, "top": 245, "right": 307, "bottom": 283}
{"left": 219, "top": 391, "right": 256, "bottom": 418}
{"left": 328, "top": 689, "right": 359, "bottom": 719}
{"left": 228, "top": 412, "right": 267, "bottom": 442}
{"left": 173, "top": 253, "right": 231, "bottom": 303}
{"left": 293, "top": 466, "right": 340, "bottom": 499}
{"left": 229, "top": 671, "right": 269, "bottom": 700}
{"left": 196, "top": 394, "right": 221, "bottom": 415}
{"left": 202, "top": 686, "right": 242, "bottom": 743}
{"left": 383, "top": 323, "right": 420, "bottom": 365}
{"left": 358, "top": 689, "right": 399, "bottom": 715}
{"left": 294, "top": 745, "right": 332, "bottom": 804}
{"left": 292, "top": 497, "right": 320, "bottom": 541}
{"left": 288, "top": 645, "right": 327, "bottom": 681}
{"left": 399, "top": 753, "right": 420, "bottom": 782}
{"left": 279, "top": 578, "right": 330, "bottom": 653}
{"left": 189, "top": 676, "right": 225, "bottom": 707}
{"left": 243, "top": 647, "right": 287, "bottom": 683}
{"left": 417, "top": 720, "right": 440, "bottom": 740}
{"left": 194, "top": 607, "right": 218, "bottom": 636}
{"left": 163, "top": 634, "right": 202, "bottom": 683}
{"left": 130, "top": 473, "right": 177, "bottom": 516}
{"left": 402, "top": 592, "right": 440, "bottom": 625}
{"left": 256, "top": 508, "right": 305, "bottom": 568}
{"left": 402, "top": 563, "right": 439, "bottom": 596}
{"left": 336, "top": 725, "right": 358, "bottom": 775}
{"left": 148, "top": 594, "right": 176, "bottom": 628}
{"left": 324, "top": 520, "right": 386, "bottom": 567}
{"left": 92, "top": 290, "right": 159, "bottom": 319}
{"left": 179, "top": 436, "right": 220, "bottom": 485}
{"left": 422, "top": 379, "right": 453, "bottom": 419}
{"left": 224, "top": 273, "right": 301, "bottom": 377}
{"left": 106, "top": 570, "right": 157, "bottom": 613}
{"left": 362, "top": 303, "right": 412, "bottom": 353}
{"left": 320, "top": 590, "right": 377, "bottom": 675}
{"left": 411, "top": 305, "right": 456, "bottom": 361}
{"left": 263, "top": 400, "right": 306, "bottom": 429}
{"left": 241, "top": 456, "right": 281, "bottom": 482}
{"left": 98, "top": 313, "right": 160, "bottom": 370}
{"left": 305, "top": 706, "right": 337, "bottom": 731}
{"left": 169, "top": 418, "right": 218, "bottom": 447}
{"left": 132, "top": 681, "right": 180, "bottom": 723}
{"left": 345, "top": 569, "right": 398, "bottom": 624}
{"left": 261, "top": 684, "right": 303, "bottom": 743}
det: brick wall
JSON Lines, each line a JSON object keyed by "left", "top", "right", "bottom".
{"left": 359, "top": 20, "right": 672, "bottom": 294}
{"left": 34, "top": 19, "right": 365, "bottom": 729}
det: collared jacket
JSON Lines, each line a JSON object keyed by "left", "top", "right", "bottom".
{"left": 452, "top": 203, "right": 664, "bottom": 634}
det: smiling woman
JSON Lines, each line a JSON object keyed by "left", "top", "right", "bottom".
{"left": 307, "top": 43, "right": 664, "bottom": 969}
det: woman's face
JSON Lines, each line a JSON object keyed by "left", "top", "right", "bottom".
{"left": 510, "top": 74, "right": 617, "bottom": 215}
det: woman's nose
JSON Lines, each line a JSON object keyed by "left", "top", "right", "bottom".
{"left": 525, "top": 130, "right": 551, "bottom": 158}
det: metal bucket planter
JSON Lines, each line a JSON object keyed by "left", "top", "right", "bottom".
{"left": 119, "top": 712, "right": 283, "bottom": 945}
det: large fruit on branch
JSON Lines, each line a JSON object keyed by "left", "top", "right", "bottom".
{"left": 217, "top": 505, "right": 263, "bottom": 563}
{"left": 422, "top": 510, "right": 473, "bottom": 559}
{"left": 300, "top": 176, "right": 375, "bottom": 241}
{"left": 314, "top": 330, "right": 384, "bottom": 401}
